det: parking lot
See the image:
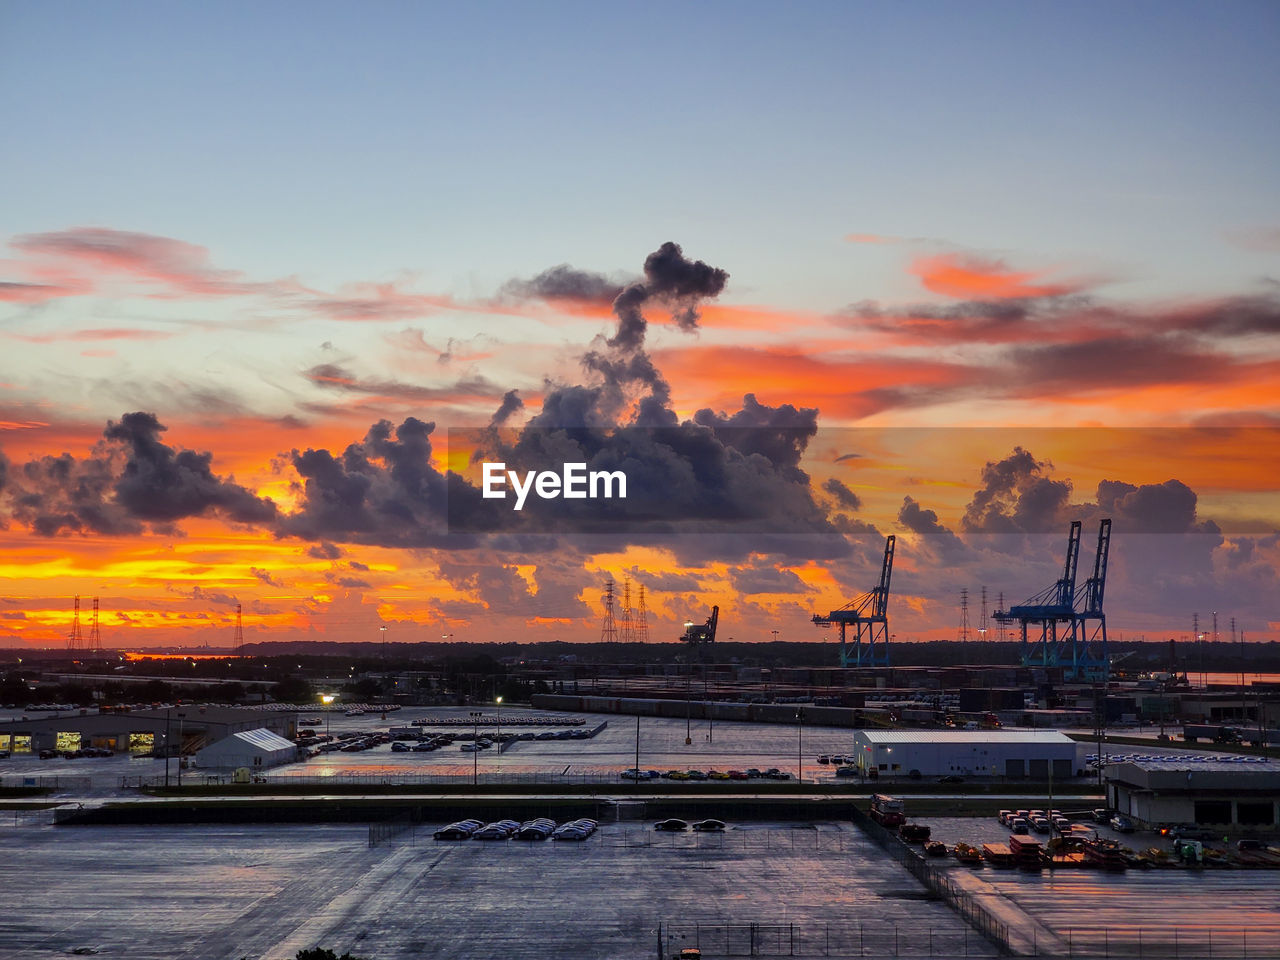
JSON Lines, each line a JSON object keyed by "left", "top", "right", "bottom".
{"left": 0, "top": 820, "right": 995, "bottom": 960}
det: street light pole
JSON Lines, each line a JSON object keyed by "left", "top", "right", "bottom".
{"left": 470, "top": 710, "right": 482, "bottom": 785}
{"left": 164, "top": 707, "right": 171, "bottom": 789}
{"left": 796, "top": 708, "right": 804, "bottom": 784}
{"left": 705, "top": 674, "right": 713, "bottom": 743}
{"left": 495, "top": 696, "right": 503, "bottom": 764}
{"left": 177, "top": 711, "right": 185, "bottom": 788}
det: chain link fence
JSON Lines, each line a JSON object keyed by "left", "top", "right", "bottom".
{"left": 659, "top": 921, "right": 995, "bottom": 958}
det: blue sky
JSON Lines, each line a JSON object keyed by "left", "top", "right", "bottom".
{"left": 4, "top": 1, "right": 1277, "bottom": 307}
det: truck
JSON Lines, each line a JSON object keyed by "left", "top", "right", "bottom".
{"left": 870, "top": 794, "right": 906, "bottom": 828}
{"left": 1182, "top": 724, "right": 1243, "bottom": 744}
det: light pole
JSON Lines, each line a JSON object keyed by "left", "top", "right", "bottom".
{"left": 495, "top": 696, "right": 503, "bottom": 763}
{"left": 796, "top": 708, "right": 804, "bottom": 784}
{"left": 321, "top": 694, "right": 335, "bottom": 739}
{"left": 470, "top": 710, "right": 482, "bottom": 785}
{"left": 164, "top": 707, "right": 171, "bottom": 789}
{"left": 176, "top": 711, "right": 186, "bottom": 788}
{"left": 704, "top": 674, "right": 713, "bottom": 743}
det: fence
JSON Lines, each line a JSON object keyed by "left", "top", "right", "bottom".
{"left": 851, "top": 808, "right": 1280, "bottom": 959}
{"left": 1023, "top": 927, "right": 1280, "bottom": 959}
{"left": 0, "top": 775, "right": 92, "bottom": 792}
{"left": 851, "top": 805, "right": 1011, "bottom": 953}
{"left": 368, "top": 811, "right": 416, "bottom": 848}
{"left": 0, "top": 807, "right": 56, "bottom": 827}
{"left": 659, "top": 921, "right": 995, "bottom": 958}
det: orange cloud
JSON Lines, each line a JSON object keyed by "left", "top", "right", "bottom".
{"left": 910, "top": 253, "right": 1088, "bottom": 300}
{"left": 654, "top": 344, "right": 977, "bottom": 421}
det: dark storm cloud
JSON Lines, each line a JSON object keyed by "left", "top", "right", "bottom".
{"left": 962, "top": 447, "right": 1072, "bottom": 534}
{"left": 729, "top": 565, "right": 811, "bottom": 595}
{"left": 490, "top": 390, "right": 524, "bottom": 427}
{"left": 306, "top": 542, "right": 343, "bottom": 560}
{"left": 822, "top": 477, "right": 862, "bottom": 511}
{"left": 959, "top": 446, "right": 1227, "bottom": 536}
{"left": 608, "top": 241, "right": 729, "bottom": 350}
{"left": 897, "top": 495, "right": 969, "bottom": 564}
{"left": 104, "top": 412, "right": 277, "bottom": 524}
{"left": 332, "top": 576, "right": 371, "bottom": 588}
{"left": 11, "top": 451, "right": 136, "bottom": 536}
{"left": 279, "top": 416, "right": 484, "bottom": 548}
{"left": 500, "top": 264, "right": 626, "bottom": 306}
{"left": 1095, "top": 478, "right": 1217, "bottom": 534}
{"left": 462, "top": 391, "right": 836, "bottom": 537}
{"left": 250, "top": 567, "right": 283, "bottom": 588}
{"left": 3, "top": 412, "right": 276, "bottom": 536}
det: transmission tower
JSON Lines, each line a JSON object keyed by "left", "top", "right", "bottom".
{"left": 957, "top": 588, "right": 971, "bottom": 644}
{"left": 978, "top": 586, "right": 988, "bottom": 643}
{"left": 599, "top": 579, "right": 618, "bottom": 642}
{"left": 636, "top": 583, "right": 650, "bottom": 643}
{"left": 234, "top": 602, "right": 245, "bottom": 656}
{"left": 619, "top": 575, "right": 636, "bottom": 642}
{"left": 90, "top": 597, "right": 101, "bottom": 654}
{"left": 68, "top": 596, "right": 82, "bottom": 652}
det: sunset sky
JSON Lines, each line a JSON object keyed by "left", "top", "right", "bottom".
{"left": 2, "top": 2, "right": 1278, "bottom": 649}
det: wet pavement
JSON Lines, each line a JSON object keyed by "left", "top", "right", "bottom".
{"left": 0, "top": 820, "right": 995, "bottom": 960}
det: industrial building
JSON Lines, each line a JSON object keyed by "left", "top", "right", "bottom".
{"left": 194, "top": 728, "right": 299, "bottom": 771}
{"left": 0, "top": 706, "right": 296, "bottom": 756}
{"left": 851, "top": 729, "right": 1080, "bottom": 779}
{"left": 1104, "top": 759, "right": 1280, "bottom": 830}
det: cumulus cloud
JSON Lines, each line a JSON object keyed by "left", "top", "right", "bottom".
{"left": 822, "top": 477, "right": 862, "bottom": 511}
{"left": 2, "top": 411, "right": 276, "bottom": 536}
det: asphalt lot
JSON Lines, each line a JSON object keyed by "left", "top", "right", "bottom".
{"left": 0, "top": 820, "right": 995, "bottom": 960}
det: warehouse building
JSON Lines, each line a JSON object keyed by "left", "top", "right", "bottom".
{"left": 194, "top": 728, "right": 299, "bottom": 771}
{"left": 1104, "top": 759, "right": 1280, "bottom": 830}
{"left": 851, "top": 729, "right": 1080, "bottom": 779}
{"left": 0, "top": 706, "right": 296, "bottom": 756}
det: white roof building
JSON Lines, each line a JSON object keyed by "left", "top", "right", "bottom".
{"left": 852, "top": 729, "right": 1080, "bottom": 779}
{"left": 194, "top": 727, "right": 298, "bottom": 771}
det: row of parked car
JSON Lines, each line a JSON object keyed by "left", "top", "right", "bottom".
{"left": 997, "top": 807, "right": 1074, "bottom": 835}
{"left": 621, "top": 767, "right": 792, "bottom": 781}
{"left": 997, "top": 806, "right": 1137, "bottom": 835}
{"left": 654, "top": 818, "right": 727, "bottom": 832}
{"left": 412, "top": 716, "right": 586, "bottom": 727}
{"left": 433, "top": 817, "right": 600, "bottom": 841}
{"left": 35, "top": 747, "right": 116, "bottom": 759}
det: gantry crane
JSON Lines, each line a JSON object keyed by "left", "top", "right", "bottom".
{"left": 812, "top": 535, "right": 895, "bottom": 667}
{"left": 995, "top": 519, "right": 1111, "bottom": 680}
{"left": 680, "top": 605, "right": 718, "bottom": 661}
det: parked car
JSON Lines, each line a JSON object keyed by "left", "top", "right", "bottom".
{"left": 1110, "top": 815, "right": 1135, "bottom": 833}
{"left": 692, "top": 819, "right": 726, "bottom": 832}
{"left": 1010, "top": 818, "right": 1030, "bottom": 835}
{"left": 654, "top": 818, "right": 688, "bottom": 831}
{"left": 938, "top": 775, "right": 964, "bottom": 784}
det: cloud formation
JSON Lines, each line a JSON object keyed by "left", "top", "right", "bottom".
{"left": 2, "top": 412, "right": 277, "bottom": 536}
